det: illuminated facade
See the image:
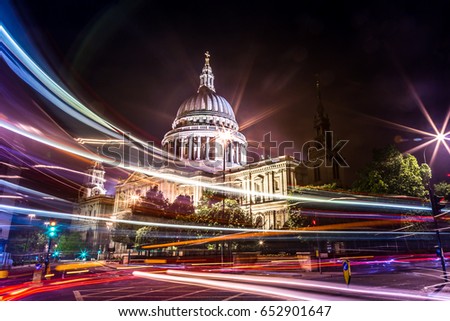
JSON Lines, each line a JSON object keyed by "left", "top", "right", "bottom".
{"left": 87, "top": 53, "right": 343, "bottom": 232}
{"left": 74, "top": 159, "right": 114, "bottom": 253}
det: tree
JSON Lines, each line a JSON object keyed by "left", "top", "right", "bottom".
{"left": 57, "top": 232, "right": 83, "bottom": 257}
{"left": 434, "top": 182, "right": 450, "bottom": 201}
{"left": 135, "top": 226, "right": 158, "bottom": 246}
{"left": 178, "top": 190, "right": 251, "bottom": 251}
{"left": 193, "top": 190, "right": 251, "bottom": 230}
{"left": 284, "top": 210, "right": 310, "bottom": 229}
{"left": 352, "top": 145, "right": 430, "bottom": 198}
{"left": 111, "top": 213, "right": 140, "bottom": 246}
{"left": 8, "top": 230, "right": 47, "bottom": 254}
{"left": 143, "top": 185, "right": 169, "bottom": 210}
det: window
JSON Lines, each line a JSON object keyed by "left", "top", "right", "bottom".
{"left": 274, "top": 178, "right": 280, "bottom": 191}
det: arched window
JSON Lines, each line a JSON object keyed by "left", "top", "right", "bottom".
{"left": 254, "top": 175, "right": 264, "bottom": 203}
{"left": 254, "top": 216, "right": 263, "bottom": 229}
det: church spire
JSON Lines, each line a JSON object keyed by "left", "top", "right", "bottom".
{"left": 313, "top": 74, "right": 330, "bottom": 142}
{"left": 198, "top": 51, "right": 215, "bottom": 92}
{"left": 79, "top": 149, "right": 107, "bottom": 199}
{"left": 316, "top": 75, "right": 324, "bottom": 115}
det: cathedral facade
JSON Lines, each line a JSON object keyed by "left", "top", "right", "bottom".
{"left": 110, "top": 52, "right": 309, "bottom": 230}
{"left": 75, "top": 52, "right": 344, "bottom": 253}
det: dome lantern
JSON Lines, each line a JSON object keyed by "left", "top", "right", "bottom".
{"left": 162, "top": 52, "right": 247, "bottom": 171}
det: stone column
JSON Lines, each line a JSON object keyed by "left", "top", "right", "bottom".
{"left": 173, "top": 137, "right": 178, "bottom": 159}
{"left": 197, "top": 136, "right": 201, "bottom": 160}
{"left": 180, "top": 137, "right": 185, "bottom": 160}
{"left": 205, "top": 137, "right": 210, "bottom": 160}
{"left": 267, "top": 171, "right": 273, "bottom": 201}
{"left": 188, "top": 136, "right": 193, "bottom": 160}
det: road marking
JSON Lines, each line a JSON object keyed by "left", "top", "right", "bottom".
{"left": 166, "top": 288, "right": 211, "bottom": 300}
{"left": 73, "top": 290, "right": 83, "bottom": 301}
{"left": 106, "top": 285, "right": 186, "bottom": 301}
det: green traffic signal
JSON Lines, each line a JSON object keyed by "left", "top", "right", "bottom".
{"left": 79, "top": 250, "right": 88, "bottom": 260}
{"left": 47, "top": 221, "right": 58, "bottom": 238}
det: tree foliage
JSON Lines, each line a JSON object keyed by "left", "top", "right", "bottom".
{"left": 176, "top": 190, "right": 251, "bottom": 243}
{"left": 111, "top": 213, "right": 140, "bottom": 246}
{"left": 284, "top": 211, "right": 310, "bottom": 229}
{"left": 8, "top": 230, "right": 47, "bottom": 254}
{"left": 135, "top": 226, "right": 158, "bottom": 246}
{"left": 142, "top": 185, "right": 169, "bottom": 210}
{"left": 434, "top": 181, "right": 450, "bottom": 201}
{"left": 195, "top": 190, "right": 251, "bottom": 228}
{"left": 352, "top": 145, "right": 430, "bottom": 198}
{"left": 57, "top": 232, "right": 84, "bottom": 255}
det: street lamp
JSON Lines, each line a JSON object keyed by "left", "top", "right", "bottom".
{"left": 217, "top": 129, "right": 232, "bottom": 266}
{"left": 25, "top": 214, "right": 36, "bottom": 255}
{"left": 408, "top": 136, "right": 449, "bottom": 284}
{"left": 44, "top": 221, "right": 58, "bottom": 276}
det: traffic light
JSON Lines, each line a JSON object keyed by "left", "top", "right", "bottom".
{"left": 46, "top": 221, "right": 58, "bottom": 238}
{"left": 79, "top": 250, "right": 88, "bottom": 260}
{"left": 431, "top": 195, "right": 446, "bottom": 216}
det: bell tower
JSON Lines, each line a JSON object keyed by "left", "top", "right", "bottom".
{"left": 79, "top": 156, "right": 107, "bottom": 200}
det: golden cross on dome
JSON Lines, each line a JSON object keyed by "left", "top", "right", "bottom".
{"left": 205, "top": 51, "right": 210, "bottom": 65}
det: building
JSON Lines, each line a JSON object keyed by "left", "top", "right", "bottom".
{"left": 296, "top": 76, "right": 347, "bottom": 187}
{"left": 74, "top": 159, "right": 114, "bottom": 255}
{"left": 109, "top": 53, "right": 343, "bottom": 229}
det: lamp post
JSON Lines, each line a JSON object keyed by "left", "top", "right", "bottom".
{"left": 429, "top": 187, "right": 448, "bottom": 284}
{"left": 44, "top": 221, "right": 57, "bottom": 276}
{"left": 420, "top": 139, "right": 448, "bottom": 284}
{"left": 218, "top": 129, "right": 232, "bottom": 266}
{"left": 25, "top": 214, "right": 36, "bottom": 255}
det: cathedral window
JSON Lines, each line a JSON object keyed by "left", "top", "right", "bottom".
{"left": 274, "top": 178, "right": 280, "bottom": 192}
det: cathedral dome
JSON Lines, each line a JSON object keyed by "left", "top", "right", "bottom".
{"left": 171, "top": 51, "right": 239, "bottom": 131}
{"left": 175, "top": 86, "right": 237, "bottom": 123}
{"left": 162, "top": 51, "right": 247, "bottom": 170}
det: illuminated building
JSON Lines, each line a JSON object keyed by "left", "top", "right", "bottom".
{"left": 108, "top": 52, "right": 343, "bottom": 233}
{"left": 74, "top": 159, "right": 114, "bottom": 255}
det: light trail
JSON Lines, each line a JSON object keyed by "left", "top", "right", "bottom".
{"left": 166, "top": 270, "right": 448, "bottom": 301}
{"left": 1, "top": 113, "right": 435, "bottom": 213}
{"left": 0, "top": 204, "right": 442, "bottom": 240}
{"left": 0, "top": 24, "right": 171, "bottom": 162}
{"left": 140, "top": 220, "right": 405, "bottom": 250}
{"left": 133, "top": 270, "right": 330, "bottom": 301}
{"left": 0, "top": 179, "right": 74, "bottom": 205}
{"left": 0, "top": 274, "right": 136, "bottom": 301}
{"left": 0, "top": 23, "right": 439, "bottom": 214}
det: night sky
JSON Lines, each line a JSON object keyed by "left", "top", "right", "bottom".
{"left": 2, "top": 0, "right": 450, "bottom": 184}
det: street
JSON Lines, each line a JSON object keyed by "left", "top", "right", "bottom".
{"left": 2, "top": 257, "right": 450, "bottom": 301}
